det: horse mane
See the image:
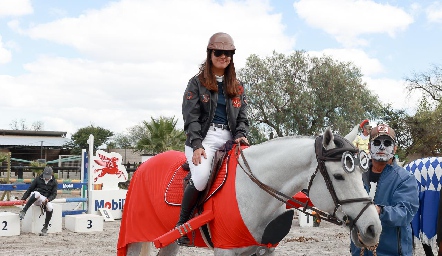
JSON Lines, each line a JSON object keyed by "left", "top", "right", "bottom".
{"left": 257, "top": 135, "right": 314, "bottom": 145}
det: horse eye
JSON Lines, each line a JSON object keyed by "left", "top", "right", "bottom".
{"left": 333, "top": 174, "right": 345, "bottom": 180}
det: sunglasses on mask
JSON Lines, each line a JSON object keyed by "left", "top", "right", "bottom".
{"left": 213, "top": 50, "right": 234, "bottom": 57}
{"left": 372, "top": 139, "right": 393, "bottom": 147}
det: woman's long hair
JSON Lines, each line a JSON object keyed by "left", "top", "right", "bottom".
{"left": 197, "top": 50, "right": 241, "bottom": 98}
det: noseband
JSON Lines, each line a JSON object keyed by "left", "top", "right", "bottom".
{"left": 307, "top": 135, "right": 373, "bottom": 229}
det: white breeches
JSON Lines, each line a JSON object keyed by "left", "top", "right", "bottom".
{"left": 30, "top": 191, "right": 53, "bottom": 212}
{"left": 185, "top": 128, "right": 232, "bottom": 191}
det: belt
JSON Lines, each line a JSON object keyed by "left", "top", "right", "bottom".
{"left": 210, "top": 123, "right": 230, "bottom": 130}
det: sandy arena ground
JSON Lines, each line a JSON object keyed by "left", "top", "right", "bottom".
{"left": 0, "top": 197, "right": 435, "bottom": 256}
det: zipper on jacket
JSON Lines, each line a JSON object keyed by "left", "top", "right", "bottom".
{"left": 223, "top": 83, "right": 232, "bottom": 134}
{"left": 397, "top": 227, "right": 402, "bottom": 255}
{"left": 204, "top": 90, "right": 216, "bottom": 135}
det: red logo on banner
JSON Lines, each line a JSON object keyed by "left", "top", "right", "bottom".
{"left": 94, "top": 153, "right": 127, "bottom": 182}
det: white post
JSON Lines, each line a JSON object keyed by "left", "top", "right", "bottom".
{"left": 86, "top": 135, "right": 94, "bottom": 214}
{"left": 58, "top": 155, "right": 61, "bottom": 179}
{"left": 80, "top": 149, "right": 86, "bottom": 210}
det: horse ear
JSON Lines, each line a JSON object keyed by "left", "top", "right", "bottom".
{"left": 345, "top": 125, "right": 359, "bottom": 142}
{"left": 322, "top": 127, "right": 335, "bottom": 150}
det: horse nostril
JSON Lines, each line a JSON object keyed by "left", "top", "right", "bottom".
{"left": 366, "top": 225, "right": 375, "bottom": 238}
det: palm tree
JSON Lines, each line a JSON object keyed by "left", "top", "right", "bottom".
{"left": 136, "top": 116, "right": 186, "bottom": 154}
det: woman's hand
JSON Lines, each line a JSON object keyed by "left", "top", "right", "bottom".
{"left": 192, "top": 148, "right": 207, "bottom": 166}
{"left": 235, "top": 137, "right": 249, "bottom": 145}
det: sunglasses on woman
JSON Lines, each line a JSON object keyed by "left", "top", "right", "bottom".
{"left": 213, "top": 50, "right": 234, "bottom": 57}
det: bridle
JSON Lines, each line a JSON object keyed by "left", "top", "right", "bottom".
{"left": 236, "top": 134, "right": 373, "bottom": 230}
{"left": 307, "top": 135, "right": 373, "bottom": 230}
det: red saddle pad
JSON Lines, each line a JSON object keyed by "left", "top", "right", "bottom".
{"left": 164, "top": 156, "right": 229, "bottom": 205}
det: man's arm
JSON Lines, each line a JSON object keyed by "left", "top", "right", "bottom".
{"left": 47, "top": 180, "right": 58, "bottom": 202}
{"left": 380, "top": 174, "right": 419, "bottom": 226}
{"left": 21, "top": 178, "right": 38, "bottom": 200}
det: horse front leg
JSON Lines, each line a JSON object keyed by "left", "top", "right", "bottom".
{"left": 156, "top": 243, "right": 179, "bottom": 256}
{"left": 127, "top": 242, "right": 180, "bottom": 256}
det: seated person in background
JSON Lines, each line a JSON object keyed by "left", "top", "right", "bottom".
{"left": 353, "top": 119, "right": 372, "bottom": 154}
{"left": 19, "top": 166, "right": 58, "bottom": 236}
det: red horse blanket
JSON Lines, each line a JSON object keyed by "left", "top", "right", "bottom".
{"left": 117, "top": 146, "right": 264, "bottom": 255}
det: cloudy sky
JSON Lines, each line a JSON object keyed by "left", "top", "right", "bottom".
{"left": 1, "top": 0, "right": 441, "bottom": 137}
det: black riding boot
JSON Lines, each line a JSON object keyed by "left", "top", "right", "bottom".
{"left": 40, "top": 210, "right": 53, "bottom": 236}
{"left": 19, "top": 194, "right": 37, "bottom": 220}
{"left": 176, "top": 182, "right": 200, "bottom": 245}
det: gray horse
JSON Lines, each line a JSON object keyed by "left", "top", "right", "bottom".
{"left": 119, "top": 126, "right": 381, "bottom": 256}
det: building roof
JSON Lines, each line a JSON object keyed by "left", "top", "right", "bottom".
{"left": 0, "top": 130, "right": 70, "bottom": 148}
{"left": 0, "top": 129, "right": 67, "bottom": 137}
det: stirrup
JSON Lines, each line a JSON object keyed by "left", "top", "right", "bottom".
{"left": 176, "top": 235, "right": 193, "bottom": 247}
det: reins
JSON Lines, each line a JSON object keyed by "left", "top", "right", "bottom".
{"left": 235, "top": 135, "right": 373, "bottom": 229}
{"left": 236, "top": 143, "right": 343, "bottom": 226}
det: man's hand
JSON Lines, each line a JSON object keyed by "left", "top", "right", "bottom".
{"left": 192, "top": 148, "right": 207, "bottom": 166}
{"left": 375, "top": 205, "right": 382, "bottom": 215}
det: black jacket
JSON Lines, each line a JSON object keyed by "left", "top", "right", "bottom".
{"left": 182, "top": 76, "right": 249, "bottom": 150}
{"left": 21, "top": 174, "right": 58, "bottom": 201}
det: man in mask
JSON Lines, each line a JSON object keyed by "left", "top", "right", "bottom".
{"left": 350, "top": 124, "right": 419, "bottom": 256}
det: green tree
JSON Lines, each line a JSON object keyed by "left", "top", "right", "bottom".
{"left": 0, "top": 152, "right": 7, "bottom": 163}
{"left": 405, "top": 64, "right": 442, "bottom": 101}
{"left": 238, "top": 51, "right": 383, "bottom": 138}
{"left": 135, "top": 116, "right": 186, "bottom": 154}
{"left": 66, "top": 125, "right": 114, "bottom": 154}
{"left": 403, "top": 65, "right": 442, "bottom": 158}
{"left": 109, "top": 133, "right": 133, "bottom": 149}
{"left": 126, "top": 124, "right": 148, "bottom": 147}
{"left": 405, "top": 99, "right": 442, "bottom": 158}
{"left": 9, "top": 119, "right": 44, "bottom": 131}
{"left": 247, "top": 122, "right": 269, "bottom": 145}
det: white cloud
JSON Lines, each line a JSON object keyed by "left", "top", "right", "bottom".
{"left": 0, "top": 0, "right": 295, "bottom": 134}
{"left": 308, "top": 48, "right": 383, "bottom": 76}
{"left": 293, "top": 0, "right": 413, "bottom": 47}
{"left": 16, "top": 0, "right": 293, "bottom": 66}
{"left": 0, "top": 55, "right": 188, "bottom": 134}
{"left": 307, "top": 48, "right": 420, "bottom": 111}
{"left": 427, "top": 2, "right": 442, "bottom": 24}
{"left": 363, "top": 77, "right": 421, "bottom": 112}
{"left": 0, "top": 0, "right": 33, "bottom": 17}
{"left": 0, "top": 35, "right": 12, "bottom": 64}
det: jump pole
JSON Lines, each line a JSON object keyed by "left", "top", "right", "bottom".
{"left": 80, "top": 148, "right": 87, "bottom": 211}
{"left": 0, "top": 197, "right": 88, "bottom": 207}
{"left": 0, "top": 178, "right": 82, "bottom": 183}
{"left": 86, "top": 134, "right": 94, "bottom": 214}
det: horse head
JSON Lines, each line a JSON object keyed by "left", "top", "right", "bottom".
{"left": 308, "top": 126, "right": 381, "bottom": 247}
